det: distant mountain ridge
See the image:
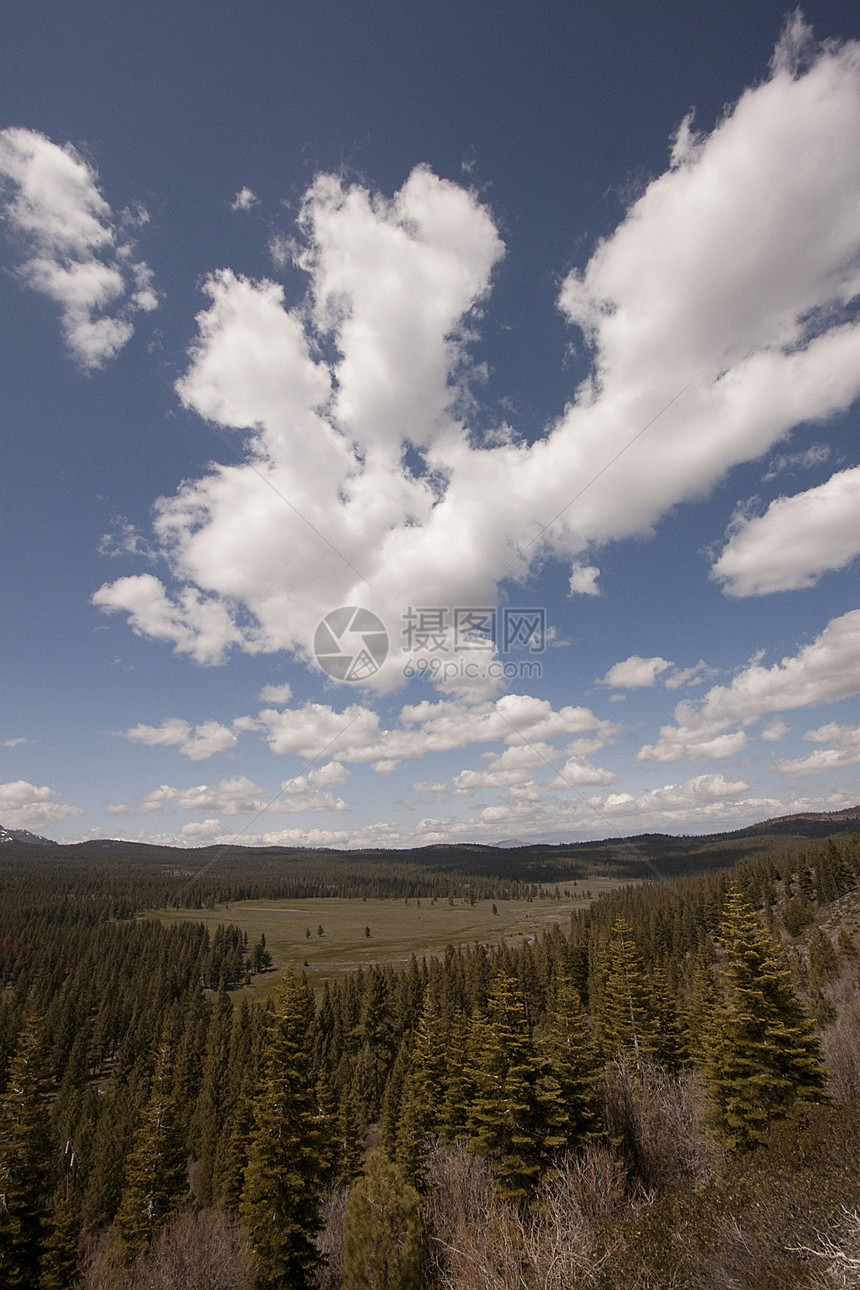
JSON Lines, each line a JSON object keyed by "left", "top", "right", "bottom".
{"left": 0, "top": 825, "right": 59, "bottom": 847}
{"left": 2, "top": 806, "right": 857, "bottom": 872}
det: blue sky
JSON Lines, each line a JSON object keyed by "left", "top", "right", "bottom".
{"left": 2, "top": 1, "right": 860, "bottom": 847}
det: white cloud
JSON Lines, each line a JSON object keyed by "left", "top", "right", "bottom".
{"left": 179, "top": 819, "right": 225, "bottom": 843}
{"left": 308, "top": 760, "right": 350, "bottom": 788}
{"left": 761, "top": 718, "right": 790, "bottom": 742}
{"left": 599, "top": 655, "right": 673, "bottom": 688}
{"left": 554, "top": 757, "right": 617, "bottom": 787}
{"left": 0, "top": 780, "right": 83, "bottom": 830}
{"left": 664, "top": 661, "right": 715, "bottom": 690}
{"left": 776, "top": 722, "right": 860, "bottom": 774}
{"left": 0, "top": 127, "right": 157, "bottom": 367}
{"left": 231, "top": 187, "right": 259, "bottom": 211}
{"left": 712, "top": 465, "right": 860, "bottom": 595}
{"left": 253, "top": 692, "right": 615, "bottom": 772}
{"left": 600, "top": 772, "right": 750, "bottom": 819}
{"left": 257, "top": 682, "right": 293, "bottom": 704}
{"left": 569, "top": 562, "right": 600, "bottom": 595}
{"left": 106, "top": 774, "right": 346, "bottom": 817}
{"left": 640, "top": 608, "right": 860, "bottom": 762}
{"left": 762, "top": 442, "right": 830, "bottom": 480}
{"left": 120, "top": 717, "right": 238, "bottom": 761}
{"left": 93, "top": 26, "right": 860, "bottom": 698}
{"left": 1, "top": 737, "right": 29, "bottom": 748}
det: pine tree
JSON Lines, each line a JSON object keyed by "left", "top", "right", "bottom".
{"left": 113, "top": 1036, "right": 187, "bottom": 1261}
{"left": 192, "top": 989, "right": 233, "bottom": 1204}
{"left": 439, "top": 1009, "right": 475, "bottom": 1139}
{"left": 539, "top": 977, "right": 602, "bottom": 1150}
{"left": 38, "top": 1187, "right": 80, "bottom": 1290}
{"left": 706, "top": 887, "right": 829, "bottom": 1150}
{"left": 0, "top": 1013, "right": 51, "bottom": 1287}
{"left": 685, "top": 941, "right": 720, "bottom": 1070}
{"left": 341, "top": 1153, "right": 423, "bottom": 1290}
{"left": 395, "top": 988, "right": 446, "bottom": 1185}
{"left": 240, "top": 971, "right": 328, "bottom": 1289}
{"left": 594, "top": 918, "right": 656, "bottom": 1061}
{"left": 467, "top": 971, "right": 565, "bottom": 1202}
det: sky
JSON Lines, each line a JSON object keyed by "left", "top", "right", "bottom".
{"left": 2, "top": 1, "right": 860, "bottom": 850}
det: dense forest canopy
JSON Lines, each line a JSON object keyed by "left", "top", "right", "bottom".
{"left": 1, "top": 814, "right": 859, "bottom": 1287}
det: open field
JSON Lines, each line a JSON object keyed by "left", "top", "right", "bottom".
{"left": 156, "top": 879, "right": 636, "bottom": 991}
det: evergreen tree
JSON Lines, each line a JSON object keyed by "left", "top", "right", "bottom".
{"left": 395, "top": 988, "right": 446, "bottom": 1185}
{"left": 594, "top": 918, "right": 656, "bottom": 1061}
{"left": 240, "top": 971, "right": 328, "bottom": 1289}
{"left": 192, "top": 989, "right": 233, "bottom": 1204}
{"left": 539, "top": 977, "right": 602, "bottom": 1150}
{"left": 706, "top": 887, "right": 829, "bottom": 1150}
{"left": 439, "top": 1009, "right": 475, "bottom": 1139}
{"left": 468, "top": 971, "right": 565, "bottom": 1202}
{"left": 113, "top": 1036, "right": 187, "bottom": 1261}
{"left": 685, "top": 942, "right": 720, "bottom": 1070}
{"left": 38, "top": 1187, "right": 80, "bottom": 1290}
{"left": 341, "top": 1153, "right": 423, "bottom": 1290}
{"left": 0, "top": 1013, "right": 51, "bottom": 1287}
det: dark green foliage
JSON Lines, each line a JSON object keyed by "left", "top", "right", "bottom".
{"left": 394, "top": 988, "right": 446, "bottom": 1185}
{"left": 807, "top": 925, "right": 839, "bottom": 986}
{"left": 341, "top": 1153, "right": 423, "bottom": 1290}
{"left": 467, "top": 971, "right": 566, "bottom": 1201}
{"left": 705, "top": 888, "right": 828, "bottom": 1150}
{"left": 539, "top": 977, "right": 602, "bottom": 1150}
{"left": 38, "top": 1188, "right": 80, "bottom": 1290}
{"left": 192, "top": 989, "right": 233, "bottom": 1204}
{"left": 113, "top": 1037, "right": 187, "bottom": 1261}
{"left": 240, "top": 971, "right": 328, "bottom": 1289}
{"left": 783, "top": 893, "right": 815, "bottom": 937}
{"left": 0, "top": 1013, "right": 51, "bottom": 1287}
{"left": 594, "top": 918, "right": 656, "bottom": 1061}
{"left": 1, "top": 821, "right": 858, "bottom": 1285}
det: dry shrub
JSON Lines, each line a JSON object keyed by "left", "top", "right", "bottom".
{"left": 423, "top": 1140, "right": 627, "bottom": 1290}
{"left": 821, "top": 1004, "right": 860, "bottom": 1103}
{"left": 313, "top": 1185, "right": 349, "bottom": 1290}
{"left": 75, "top": 1232, "right": 131, "bottom": 1290}
{"left": 791, "top": 1207, "right": 860, "bottom": 1289}
{"left": 602, "top": 1057, "right": 720, "bottom": 1194}
{"left": 76, "top": 1209, "right": 254, "bottom": 1290}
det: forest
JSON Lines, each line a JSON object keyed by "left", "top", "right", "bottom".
{"left": 1, "top": 823, "right": 860, "bottom": 1288}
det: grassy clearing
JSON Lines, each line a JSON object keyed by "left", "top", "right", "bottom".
{"left": 156, "top": 879, "right": 635, "bottom": 993}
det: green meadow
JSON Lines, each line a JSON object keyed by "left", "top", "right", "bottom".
{"left": 156, "top": 879, "right": 635, "bottom": 992}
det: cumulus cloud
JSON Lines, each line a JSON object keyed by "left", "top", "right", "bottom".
{"left": 0, "top": 780, "right": 83, "bottom": 830}
{"left": 639, "top": 608, "right": 860, "bottom": 762}
{"left": 258, "top": 682, "right": 293, "bottom": 704}
{"left": 106, "top": 774, "right": 346, "bottom": 817}
{"left": 253, "top": 692, "right": 615, "bottom": 772}
{"left": 231, "top": 187, "right": 259, "bottom": 211}
{"left": 761, "top": 718, "right": 790, "bottom": 742}
{"left": 569, "top": 562, "right": 600, "bottom": 595}
{"left": 120, "top": 717, "right": 238, "bottom": 761}
{"left": 599, "top": 655, "right": 673, "bottom": 688}
{"left": 93, "top": 23, "right": 860, "bottom": 697}
{"left": 0, "top": 127, "right": 157, "bottom": 367}
{"left": 1, "top": 737, "right": 29, "bottom": 748}
{"left": 776, "top": 722, "right": 860, "bottom": 774}
{"left": 711, "top": 465, "right": 860, "bottom": 595}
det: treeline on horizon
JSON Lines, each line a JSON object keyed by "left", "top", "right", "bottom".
{"left": 1, "top": 829, "right": 860, "bottom": 1287}
{"left": 3, "top": 803, "right": 860, "bottom": 914}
